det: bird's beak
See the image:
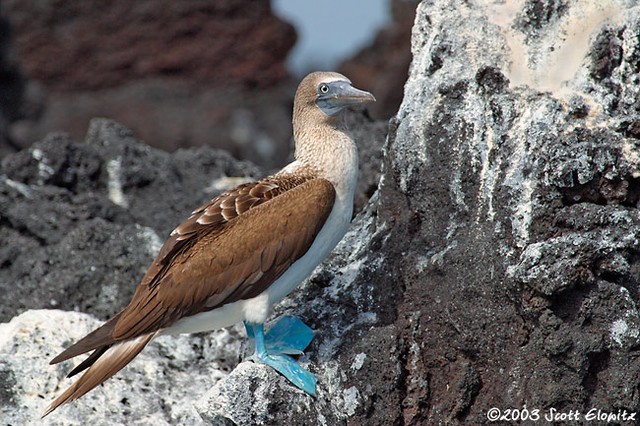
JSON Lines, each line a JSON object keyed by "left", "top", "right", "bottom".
{"left": 316, "top": 81, "right": 376, "bottom": 116}
{"left": 332, "top": 83, "right": 376, "bottom": 105}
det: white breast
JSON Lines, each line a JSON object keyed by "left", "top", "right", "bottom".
{"left": 162, "top": 155, "right": 358, "bottom": 335}
{"left": 261, "top": 190, "right": 353, "bottom": 306}
{"left": 162, "top": 126, "right": 358, "bottom": 334}
{"left": 162, "top": 194, "right": 353, "bottom": 335}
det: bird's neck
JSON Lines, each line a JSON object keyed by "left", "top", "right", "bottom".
{"left": 288, "top": 121, "right": 358, "bottom": 203}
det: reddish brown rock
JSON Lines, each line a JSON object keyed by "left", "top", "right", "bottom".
{"left": 10, "top": 81, "right": 296, "bottom": 169}
{"left": 1, "top": 0, "right": 390, "bottom": 172}
{"left": 3, "top": 0, "right": 295, "bottom": 91}
{"left": 0, "top": 12, "right": 28, "bottom": 157}
{"left": 2, "top": 0, "right": 298, "bottom": 167}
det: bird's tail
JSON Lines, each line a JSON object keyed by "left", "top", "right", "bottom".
{"left": 42, "top": 332, "right": 157, "bottom": 417}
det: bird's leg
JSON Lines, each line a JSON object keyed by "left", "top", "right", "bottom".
{"left": 244, "top": 321, "right": 317, "bottom": 395}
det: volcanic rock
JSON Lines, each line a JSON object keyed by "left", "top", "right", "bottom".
{"left": 3, "top": 0, "right": 640, "bottom": 424}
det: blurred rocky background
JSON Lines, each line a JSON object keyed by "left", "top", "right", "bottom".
{"left": 0, "top": 0, "right": 413, "bottom": 424}
{"left": 0, "top": 0, "right": 414, "bottom": 169}
{"left": 4, "top": 0, "right": 640, "bottom": 425}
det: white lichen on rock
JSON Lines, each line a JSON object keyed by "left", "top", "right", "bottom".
{"left": 350, "top": 353, "right": 367, "bottom": 371}
{"left": 106, "top": 156, "right": 128, "bottom": 208}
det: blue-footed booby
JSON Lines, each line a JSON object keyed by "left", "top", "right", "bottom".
{"left": 43, "top": 71, "right": 375, "bottom": 416}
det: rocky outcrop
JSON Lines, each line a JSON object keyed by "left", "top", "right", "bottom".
{"left": 0, "top": 108, "right": 384, "bottom": 424}
{"left": 374, "top": 0, "right": 640, "bottom": 421}
{"left": 3, "top": 0, "right": 294, "bottom": 91}
{"left": 1, "top": 0, "right": 297, "bottom": 168}
{"left": 2, "top": 0, "right": 640, "bottom": 424}
{"left": 0, "top": 10, "right": 28, "bottom": 157}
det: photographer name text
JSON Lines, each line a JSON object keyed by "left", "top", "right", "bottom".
{"left": 486, "top": 406, "right": 636, "bottom": 423}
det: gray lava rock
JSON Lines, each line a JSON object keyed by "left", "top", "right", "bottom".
{"left": 3, "top": 0, "right": 640, "bottom": 424}
{"left": 0, "top": 106, "right": 385, "bottom": 424}
{"left": 0, "top": 309, "right": 243, "bottom": 425}
{"left": 198, "top": 0, "right": 640, "bottom": 424}
{"left": 0, "top": 118, "right": 262, "bottom": 322}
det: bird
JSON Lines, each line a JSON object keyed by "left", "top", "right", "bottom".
{"left": 43, "top": 71, "right": 375, "bottom": 416}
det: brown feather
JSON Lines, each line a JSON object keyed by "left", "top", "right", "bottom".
{"left": 113, "top": 177, "right": 335, "bottom": 339}
{"left": 49, "top": 312, "right": 123, "bottom": 365}
{"left": 44, "top": 70, "right": 370, "bottom": 415}
{"left": 65, "top": 345, "right": 110, "bottom": 378}
{"left": 46, "top": 175, "right": 335, "bottom": 415}
{"left": 43, "top": 333, "right": 156, "bottom": 417}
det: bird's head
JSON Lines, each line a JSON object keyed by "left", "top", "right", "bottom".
{"left": 293, "top": 72, "right": 376, "bottom": 123}
{"left": 291, "top": 72, "right": 375, "bottom": 162}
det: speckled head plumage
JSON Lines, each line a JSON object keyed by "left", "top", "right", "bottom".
{"left": 293, "top": 71, "right": 375, "bottom": 123}
{"left": 292, "top": 71, "right": 375, "bottom": 164}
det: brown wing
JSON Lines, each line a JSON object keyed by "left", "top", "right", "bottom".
{"left": 51, "top": 175, "right": 335, "bottom": 364}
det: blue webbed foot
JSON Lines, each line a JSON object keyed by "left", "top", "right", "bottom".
{"left": 264, "top": 316, "right": 315, "bottom": 354}
{"left": 243, "top": 316, "right": 314, "bottom": 354}
{"left": 252, "top": 351, "right": 318, "bottom": 395}
{"left": 244, "top": 319, "right": 317, "bottom": 396}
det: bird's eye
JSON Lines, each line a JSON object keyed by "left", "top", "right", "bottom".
{"left": 319, "top": 84, "right": 329, "bottom": 94}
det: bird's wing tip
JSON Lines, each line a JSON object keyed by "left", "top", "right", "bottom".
{"left": 44, "top": 332, "right": 156, "bottom": 417}
{"left": 41, "top": 402, "right": 56, "bottom": 419}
